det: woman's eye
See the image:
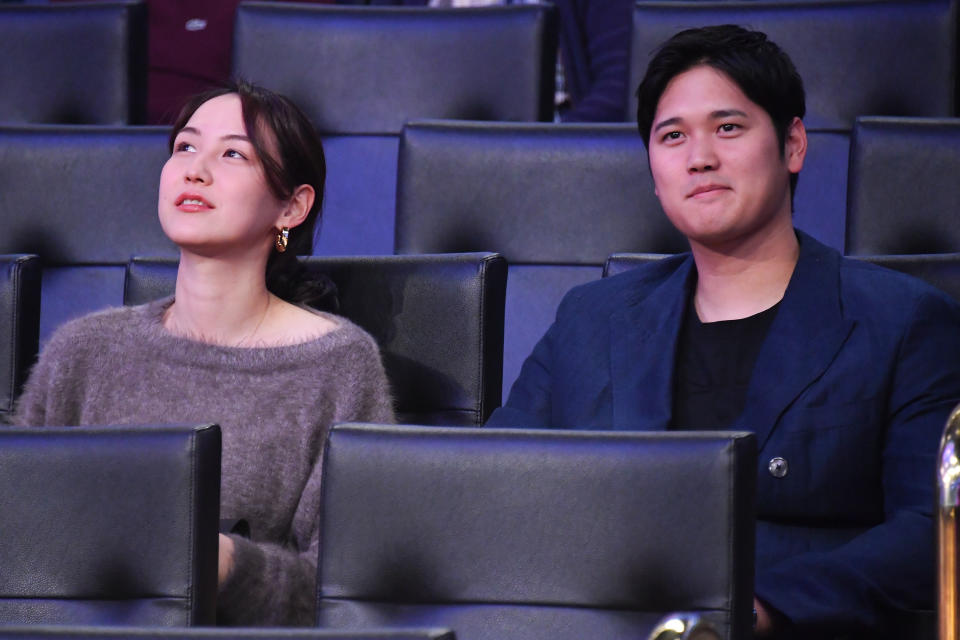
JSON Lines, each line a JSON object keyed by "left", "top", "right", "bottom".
{"left": 719, "top": 123, "right": 740, "bottom": 133}
{"left": 224, "top": 149, "right": 247, "bottom": 160}
{"left": 662, "top": 131, "right": 683, "bottom": 142}
{"left": 174, "top": 141, "right": 195, "bottom": 153}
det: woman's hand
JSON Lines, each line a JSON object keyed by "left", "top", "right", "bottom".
{"left": 218, "top": 533, "right": 235, "bottom": 586}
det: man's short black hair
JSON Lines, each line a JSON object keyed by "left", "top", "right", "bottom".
{"left": 636, "top": 25, "right": 806, "bottom": 196}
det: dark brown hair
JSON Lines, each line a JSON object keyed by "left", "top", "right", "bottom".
{"left": 169, "top": 80, "right": 336, "bottom": 310}
{"left": 636, "top": 25, "right": 806, "bottom": 199}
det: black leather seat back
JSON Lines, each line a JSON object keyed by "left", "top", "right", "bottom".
{"left": 0, "top": 125, "right": 174, "bottom": 343}
{"left": 0, "top": 126, "right": 172, "bottom": 263}
{"left": 628, "top": 0, "right": 956, "bottom": 129}
{"left": 319, "top": 424, "right": 757, "bottom": 640}
{"left": 603, "top": 252, "right": 670, "bottom": 278}
{"left": 396, "top": 121, "right": 684, "bottom": 264}
{"left": 0, "top": 255, "right": 40, "bottom": 422}
{"left": 0, "top": 1, "right": 147, "bottom": 124}
{"left": 845, "top": 117, "right": 960, "bottom": 255}
{"left": 0, "top": 424, "right": 220, "bottom": 625}
{"left": 124, "top": 254, "right": 507, "bottom": 426}
{"left": 232, "top": 3, "right": 558, "bottom": 134}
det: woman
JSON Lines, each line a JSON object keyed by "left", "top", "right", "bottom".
{"left": 14, "top": 82, "right": 395, "bottom": 625}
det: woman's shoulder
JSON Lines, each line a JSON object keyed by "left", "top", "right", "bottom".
{"left": 44, "top": 301, "right": 164, "bottom": 351}
{"left": 292, "top": 308, "right": 382, "bottom": 357}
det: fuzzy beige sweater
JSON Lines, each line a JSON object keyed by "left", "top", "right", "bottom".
{"left": 14, "top": 297, "right": 395, "bottom": 626}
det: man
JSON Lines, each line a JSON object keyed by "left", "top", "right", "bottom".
{"left": 487, "top": 25, "right": 960, "bottom": 639}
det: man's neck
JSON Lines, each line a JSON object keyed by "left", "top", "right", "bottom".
{"left": 689, "top": 222, "right": 800, "bottom": 323}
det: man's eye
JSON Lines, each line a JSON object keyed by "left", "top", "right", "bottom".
{"left": 719, "top": 123, "right": 740, "bottom": 133}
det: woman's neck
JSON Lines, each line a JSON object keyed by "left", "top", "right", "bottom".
{"left": 163, "top": 252, "right": 276, "bottom": 347}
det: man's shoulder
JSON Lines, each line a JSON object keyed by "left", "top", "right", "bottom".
{"left": 837, "top": 256, "right": 960, "bottom": 319}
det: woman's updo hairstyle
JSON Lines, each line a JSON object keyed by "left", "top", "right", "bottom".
{"left": 169, "top": 80, "right": 337, "bottom": 311}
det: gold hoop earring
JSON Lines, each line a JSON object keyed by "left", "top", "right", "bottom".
{"left": 275, "top": 227, "right": 289, "bottom": 253}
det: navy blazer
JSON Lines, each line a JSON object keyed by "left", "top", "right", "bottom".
{"left": 489, "top": 232, "right": 960, "bottom": 636}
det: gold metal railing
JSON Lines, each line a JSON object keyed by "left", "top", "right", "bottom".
{"left": 939, "top": 404, "right": 960, "bottom": 640}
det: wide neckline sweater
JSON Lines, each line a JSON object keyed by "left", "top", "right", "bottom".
{"left": 14, "top": 297, "right": 395, "bottom": 626}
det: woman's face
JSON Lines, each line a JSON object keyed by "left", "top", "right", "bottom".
{"left": 158, "top": 93, "right": 288, "bottom": 259}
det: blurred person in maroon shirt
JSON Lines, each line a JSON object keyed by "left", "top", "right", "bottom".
{"left": 54, "top": 0, "right": 333, "bottom": 124}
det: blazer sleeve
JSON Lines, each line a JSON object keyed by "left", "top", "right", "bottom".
{"left": 486, "top": 318, "right": 558, "bottom": 428}
{"left": 755, "top": 289, "right": 960, "bottom": 634}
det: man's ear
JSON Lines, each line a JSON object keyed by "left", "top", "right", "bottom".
{"left": 277, "top": 184, "right": 315, "bottom": 229}
{"left": 784, "top": 117, "right": 807, "bottom": 174}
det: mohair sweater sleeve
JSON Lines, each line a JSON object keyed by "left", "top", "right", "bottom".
{"left": 215, "top": 330, "right": 395, "bottom": 626}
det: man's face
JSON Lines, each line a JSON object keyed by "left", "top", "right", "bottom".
{"left": 647, "top": 65, "right": 805, "bottom": 252}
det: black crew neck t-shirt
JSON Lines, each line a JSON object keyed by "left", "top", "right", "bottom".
{"left": 671, "top": 295, "right": 781, "bottom": 430}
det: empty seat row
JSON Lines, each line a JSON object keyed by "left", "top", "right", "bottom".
{"left": 0, "top": 252, "right": 506, "bottom": 426}
{"left": 1, "top": 116, "right": 958, "bottom": 397}
{"left": 1, "top": 0, "right": 956, "bottom": 128}
{"left": 7, "top": 242, "right": 960, "bottom": 433}
{"left": 0, "top": 421, "right": 757, "bottom": 640}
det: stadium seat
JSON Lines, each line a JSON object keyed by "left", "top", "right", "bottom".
{"left": 232, "top": 2, "right": 558, "bottom": 135}
{"left": 395, "top": 120, "right": 683, "bottom": 396}
{"left": 0, "top": 0, "right": 147, "bottom": 124}
{"left": 0, "top": 424, "right": 220, "bottom": 625}
{"left": 845, "top": 116, "right": 960, "bottom": 255}
{"left": 0, "top": 125, "right": 173, "bottom": 344}
{"left": 627, "top": 0, "right": 956, "bottom": 129}
{"left": 317, "top": 423, "right": 757, "bottom": 640}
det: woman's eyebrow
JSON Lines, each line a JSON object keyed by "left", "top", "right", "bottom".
{"left": 175, "top": 127, "right": 250, "bottom": 143}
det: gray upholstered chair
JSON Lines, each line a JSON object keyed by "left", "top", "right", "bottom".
{"left": 0, "top": 125, "right": 172, "bottom": 344}
{"left": 0, "top": 424, "right": 220, "bottom": 625}
{"left": 627, "top": 0, "right": 956, "bottom": 129}
{"left": 232, "top": 2, "right": 557, "bottom": 135}
{"left": 317, "top": 423, "right": 757, "bottom": 640}
{"left": 0, "top": 0, "right": 147, "bottom": 124}
{"left": 845, "top": 116, "right": 960, "bottom": 255}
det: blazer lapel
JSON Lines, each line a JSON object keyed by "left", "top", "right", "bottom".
{"left": 609, "top": 257, "right": 695, "bottom": 430}
{"left": 738, "top": 234, "right": 855, "bottom": 449}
